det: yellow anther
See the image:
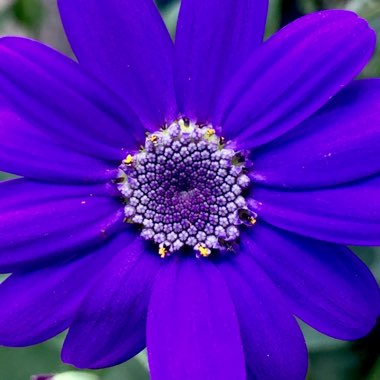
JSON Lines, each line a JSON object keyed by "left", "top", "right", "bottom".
{"left": 149, "top": 134, "right": 158, "bottom": 144}
{"left": 205, "top": 128, "right": 216, "bottom": 138}
{"left": 198, "top": 245, "right": 211, "bottom": 257}
{"left": 123, "top": 154, "right": 134, "bottom": 166}
{"left": 248, "top": 217, "right": 257, "bottom": 226}
{"left": 159, "top": 246, "right": 167, "bottom": 258}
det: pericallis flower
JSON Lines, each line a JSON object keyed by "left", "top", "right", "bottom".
{"left": 0, "top": 1, "right": 379, "bottom": 379}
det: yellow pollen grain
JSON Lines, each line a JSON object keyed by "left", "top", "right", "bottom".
{"left": 249, "top": 217, "right": 257, "bottom": 226}
{"left": 159, "top": 246, "right": 167, "bottom": 258}
{"left": 149, "top": 134, "right": 158, "bottom": 144}
{"left": 123, "top": 154, "right": 134, "bottom": 165}
{"left": 198, "top": 246, "right": 211, "bottom": 257}
{"left": 205, "top": 128, "right": 215, "bottom": 138}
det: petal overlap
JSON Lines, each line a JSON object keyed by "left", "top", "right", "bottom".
{"left": 241, "top": 224, "right": 380, "bottom": 340}
{"left": 0, "top": 105, "right": 116, "bottom": 183}
{"left": 0, "top": 2, "right": 377, "bottom": 380}
{"left": 0, "top": 37, "right": 144, "bottom": 160}
{"left": 251, "top": 176, "right": 380, "bottom": 245}
{"left": 147, "top": 257, "right": 246, "bottom": 380}
{"left": 0, "top": 179, "right": 123, "bottom": 272}
{"left": 218, "top": 252, "right": 308, "bottom": 380}
{"left": 58, "top": 0, "right": 177, "bottom": 128}
{"left": 252, "top": 80, "right": 380, "bottom": 188}
{"left": 175, "top": 0, "right": 268, "bottom": 122}
{"left": 62, "top": 237, "right": 160, "bottom": 369}
{"left": 215, "top": 10, "right": 376, "bottom": 148}
{"left": 0, "top": 235, "right": 124, "bottom": 347}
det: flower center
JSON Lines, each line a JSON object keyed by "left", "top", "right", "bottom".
{"left": 117, "top": 118, "right": 256, "bottom": 258}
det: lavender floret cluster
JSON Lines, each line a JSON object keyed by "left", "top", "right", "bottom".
{"left": 118, "top": 119, "right": 255, "bottom": 257}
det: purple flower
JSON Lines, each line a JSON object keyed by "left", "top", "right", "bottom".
{"left": 0, "top": 1, "right": 379, "bottom": 379}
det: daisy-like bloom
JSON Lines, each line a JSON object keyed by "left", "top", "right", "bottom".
{"left": 0, "top": 1, "right": 379, "bottom": 379}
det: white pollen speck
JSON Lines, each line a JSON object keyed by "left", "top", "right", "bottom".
{"left": 250, "top": 172, "right": 266, "bottom": 182}
{"left": 248, "top": 199, "right": 262, "bottom": 209}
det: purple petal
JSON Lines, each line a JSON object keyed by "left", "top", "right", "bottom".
{"left": 0, "top": 234, "right": 128, "bottom": 346}
{"left": 58, "top": 0, "right": 177, "bottom": 128}
{"left": 0, "top": 37, "right": 144, "bottom": 160}
{"left": 62, "top": 238, "right": 161, "bottom": 369}
{"left": 215, "top": 10, "right": 375, "bottom": 148}
{"left": 253, "top": 80, "right": 380, "bottom": 188}
{"left": 242, "top": 224, "right": 380, "bottom": 340}
{"left": 0, "top": 105, "right": 116, "bottom": 183}
{"left": 0, "top": 179, "right": 123, "bottom": 272}
{"left": 147, "top": 257, "right": 246, "bottom": 380}
{"left": 251, "top": 176, "right": 380, "bottom": 245}
{"left": 218, "top": 252, "right": 308, "bottom": 380}
{"left": 175, "top": 0, "right": 268, "bottom": 122}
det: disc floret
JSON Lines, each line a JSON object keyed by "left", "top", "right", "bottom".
{"left": 117, "top": 118, "right": 256, "bottom": 258}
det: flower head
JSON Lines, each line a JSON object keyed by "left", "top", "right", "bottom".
{"left": 0, "top": 1, "right": 379, "bottom": 380}
{"left": 118, "top": 119, "right": 254, "bottom": 256}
